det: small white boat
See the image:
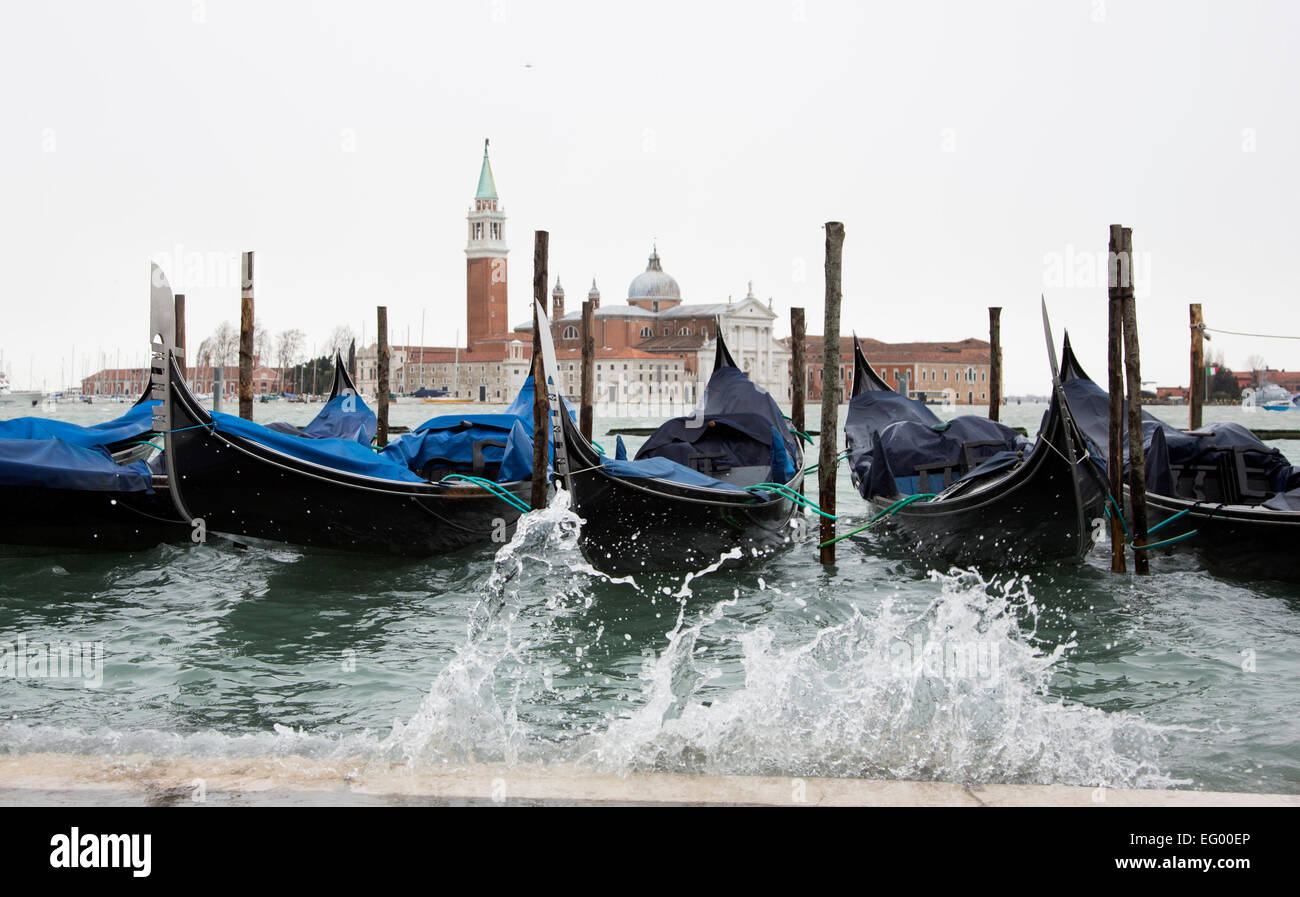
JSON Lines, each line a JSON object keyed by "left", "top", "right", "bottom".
{"left": 1243, "top": 382, "right": 1298, "bottom": 412}
{"left": 0, "top": 372, "right": 42, "bottom": 408}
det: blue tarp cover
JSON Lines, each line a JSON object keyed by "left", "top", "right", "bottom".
{"left": 845, "top": 383, "right": 1029, "bottom": 499}
{"left": 302, "top": 394, "right": 377, "bottom": 444}
{"left": 0, "top": 437, "right": 154, "bottom": 492}
{"left": 209, "top": 378, "right": 556, "bottom": 485}
{"left": 1144, "top": 421, "right": 1294, "bottom": 498}
{"left": 858, "top": 416, "right": 1031, "bottom": 499}
{"left": 262, "top": 395, "right": 377, "bottom": 444}
{"left": 209, "top": 411, "right": 426, "bottom": 483}
{"left": 1064, "top": 371, "right": 1299, "bottom": 501}
{"left": 381, "top": 419, "right": 534, "bottom": 484}
{"left": 625, "top": 366, "right": 799, "bottom": 491}
{"left": 0, "top": 400, "right": 158, "bottom": 449}
{"left": 1061, "top": 372, "right": 1170, "bottom": 465}
{"left": 597, "top": 455, "right": 749, "bottom": 492}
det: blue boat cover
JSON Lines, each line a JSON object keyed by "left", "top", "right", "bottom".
{"left": 597, "top": 455, "right": 749, "bottom": 492}
{"left": 1264, "top": 488, "right": 1300, "bottom": 511}
{"left": 1143, "top": 421, "right": 1295, "bottom": 498}
{"left": 844, "top": 379, "right": 1030, "bottom": 500}
{"left": 209, "top": 411, "right": 426, "bottom": 483}
{"left": 381, "top": 419, "right": 535, "bottom": 484}
{"left": 397, "top": 376, "right": 572, "bottom": 482}
{"left": 208, "top": 377, "right": 560, "bottom": 485}
{"left": 630, "top": 366, "right": 799, "bottom": 482}
{"left": 856, "top": 415, "right": 1032, "bottom": 499}
{"left": 1064, "top": 368, "right": 1300, "bottom": 503}
{"left": 0, "top": 437, "right": 153, "bottom": 492}
{"left": 263, "top": 395, "right": 377, "bottom": 445}
{"left": 301, "top": 394, "right": 377, "bottom": 444}
{"left": 1060, "top": 370, "right": 1172, "bottom": 465}
{"left": 0, "top": 400, "right": 158, "bottom": 449}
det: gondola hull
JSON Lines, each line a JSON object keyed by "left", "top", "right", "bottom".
{"left": 560, "top": 408, "right": 802, "bottom": 574}
{"left": 164, "top": 357, "right": 528, "bottom": 556}
{"left": 846, "top": 336, "right": 1104, "bottom": 568}
{"left": 865, "top": 439, "right": 1105, "bottom": 567}
{"left": 0, "top": 481, "right": 186, "bottom": 552}
{"left": 1143, "top": 491, "right": 1300, "bottom": 582}
{"left": 568, "top": 464, "right": 803, "bottom": 574}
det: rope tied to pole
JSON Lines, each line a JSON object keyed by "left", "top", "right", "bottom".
{"left": 440, "top": 474, "right": 531, "bottom": 513}
{"left": 818, "top": 492, "right": 937, "bottom": 548}
{"left": 745, "top": 482, "right": 837, "bottom": 519}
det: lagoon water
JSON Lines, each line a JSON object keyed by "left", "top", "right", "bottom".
{"left": 1, "top": 398, "right": 1298, "bottom": 795}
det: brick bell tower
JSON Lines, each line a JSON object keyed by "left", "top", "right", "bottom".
{"left": 465, "top": 139, "right": 508, "bottom": 352}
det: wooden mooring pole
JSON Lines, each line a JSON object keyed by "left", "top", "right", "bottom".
{"left": 1117, "top": 226, "right": 1150, "bottom": 574}
{"left": 580, "top": 297, "right": 595, "bottom": 441}
{"left": 988, "top": 306, "right": 1002, "bottom": 421}
{"left": 376, "top": 306, "right": 390, "bottom": 447}
{"left": 239, "top": 252, "right": 255, "bottom": 420}
{"left": 531, "top": 231, "right": 550, "bottom": 510}
{"left": 174, "top": 293, "right": 186, "bottom": 360}
{"left": 819, "top": 223, "right": 844, "bottom": 565}
{"left": 1189, "top": 303, "right": 1205, "bottom": 430}
{"left": 1106, "top": 227, "right": 1127, "bottom": 573}
{"left": 791, "top": 307, "right": 807, "bottom": 435}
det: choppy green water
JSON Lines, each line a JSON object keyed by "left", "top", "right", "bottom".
{"left": 1, "top": 399, "right": 1297, "bottom": 793}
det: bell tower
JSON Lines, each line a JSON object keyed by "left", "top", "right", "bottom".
{"left": 466, "top": 139, "right": 508, "bottom": 351}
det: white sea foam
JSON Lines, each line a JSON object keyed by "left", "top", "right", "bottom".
{"left": 0, "top": 490, "right": 1180, "bottom": 791}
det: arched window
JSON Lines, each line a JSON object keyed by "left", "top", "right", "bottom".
{"left": 678, "top": 327, "right": 692, "bottom": 336}
{"left": 640, "top": 326, "right": 653, "bottom": 338}
{"left": 562, "top": 326, "right": 579, "bottom": 339}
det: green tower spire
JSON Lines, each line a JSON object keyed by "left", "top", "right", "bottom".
{"left": 475, "top": 139, "right": 498, "bottom": 201}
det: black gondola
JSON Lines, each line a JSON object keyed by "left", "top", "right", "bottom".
{"left": 843, "top": 336, "right": 1105, "bottom": 567}
{"left": 159, "top": 350, "right": 534, "bottom": 556}
{"left": 1059, "top": 333, "right": 1300, "bottom": 581}
{"left": 546, "top": 329, "right": 806, "bottom": 574}
{"left": 0, "top": 374, "right": 183, "bottom": 553}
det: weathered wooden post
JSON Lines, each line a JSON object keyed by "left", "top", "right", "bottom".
{"left": 791, "top": 307, "right": 807, "bottom": 435}
{"left": 819, "top": 223, "right": 844, "bottom": 565}
{"left": 1189, "top": 303, "right": 1205, "bottom": 430}
{"left": 580, "top": 297, "right": 595, "bottom": 441}
{"left": 376, "top": 306, "right": 390, "bottom": 447}
{"left": 174, "top": 293, "right": 186, "bottom": 360}
{"left": 239, "top": 252, "right": 255, "bottom": 420}
{"left": 531, "top": 231, "right": 550, "bottom": 510}
{"left": 1118, "top": 226, "right": 1150, "bottom": 574}
{"left": 212, "top": 366, "right": 223, "bottom": 414}
{"left": 988, "top": 306, "right": 1002, "bottom": 421}
{"left": 1106, "top": 226, "right": 1127, "bottom": 573}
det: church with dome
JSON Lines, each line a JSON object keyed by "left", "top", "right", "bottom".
{"left": 515, "top": 245, "right": 791, "bottom": 405}
{"left": 358, "top": 142, "right": 791, "bottom": 407}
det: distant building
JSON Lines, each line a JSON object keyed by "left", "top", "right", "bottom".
{"left": 786, "top": 336, "right": 993, "bottom": 404}
{"left": 359, "top": 140, "right": 533, "bottom": 402}
{"left": 517, "top": 254, "right": 791, "bottom": 404}
{"left": 1156, "top": 386, "right": 1189, "bottom": 404}
{"left": 1235, "top": 369, "right": 1300, "bottom": 392}
{"left": 81, "top": 364, "right": 281, "bottom": 398}
{"left": 360, "top": 142, "right": 791, "bottom": 406}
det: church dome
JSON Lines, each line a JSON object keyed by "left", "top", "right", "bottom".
{"left": 627, "top": 248, "right": 681, "bottom": 303}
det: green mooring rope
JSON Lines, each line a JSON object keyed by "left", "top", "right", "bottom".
{"left": 440, "top": 474, "right": 531, "bottom": 513}
{"left": 1131, "top": 529, "right": 1200, "bottom": 552}
{"left": 819, "top": 492, "right": 938, "bottom": 548}
{"left": 781, "top": 415, "right": 816, "bottom": 447}
{"left": 804, "top": 450, "right": 849, "bottom": 474}
{"left": 746, "top": 482, "right": 837, "bottom": 520}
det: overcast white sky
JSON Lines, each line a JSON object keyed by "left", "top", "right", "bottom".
{"left": 2, "top": 0, "right": 1297, "bottom": 393}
